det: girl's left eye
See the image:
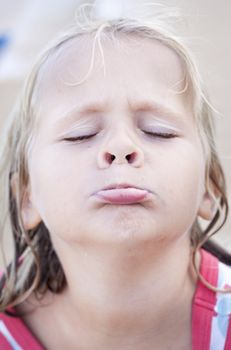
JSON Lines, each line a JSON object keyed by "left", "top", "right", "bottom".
{"left": 143, "top": 130, "right": 177, "bottom": 139}
{"left": 63, "top": 133, "right": 97, "bottom": 142}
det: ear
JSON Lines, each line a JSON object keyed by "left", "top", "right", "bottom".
{"left": 11, "top": 173, "right": 42, "bottom": 230}
{"left": 197, "top": 190, "right": 215, "bottom": 221}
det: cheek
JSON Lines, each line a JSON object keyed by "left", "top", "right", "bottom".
{"left": 158, "top": 144, "right": 206, "bottom": 218}
{"left": 28, "top": 147, "right": 91, "bottom": 227}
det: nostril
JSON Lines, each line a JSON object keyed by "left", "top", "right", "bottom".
{"left": 126, "top": 153, "right": 136, "bottom": 163}
{"left": 105, "top": 153, "right": 115, "bottom": 163}
{"left": 104, "top": 152, "right": 137, "bottom": 164}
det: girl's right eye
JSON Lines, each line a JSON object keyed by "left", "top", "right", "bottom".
{"left": 63, "top": 133, "right": 97, "bottom": 142}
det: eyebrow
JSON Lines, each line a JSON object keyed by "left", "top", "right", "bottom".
{"left": 53, "top": 99, "right": 184, "bottom": 130}
{"left": 54, "top": 102, "right": 108, "bottom": 129}
{"left": 129, "top": 100, "right": 183, "bottom": 121}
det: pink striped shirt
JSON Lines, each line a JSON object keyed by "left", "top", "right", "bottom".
{"left": 0, "top": 249, "right": 231, "bottom": 349}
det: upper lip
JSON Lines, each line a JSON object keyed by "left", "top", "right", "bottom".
{"left": 100, "top": 183, "right": 147, "bottom": 191}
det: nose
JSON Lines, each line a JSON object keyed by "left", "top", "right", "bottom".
{"left": 97, "top": 129, "right": 144, "bottom": 168}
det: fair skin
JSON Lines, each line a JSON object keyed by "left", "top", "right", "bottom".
{"left": 18, "top": 35, "right": 213, "bottom": 349}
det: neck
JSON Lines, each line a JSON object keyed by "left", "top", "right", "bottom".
{"left": 22, "top": 238, "right": 197, "bottom": 349}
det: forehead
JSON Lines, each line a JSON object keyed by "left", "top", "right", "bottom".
{"left": 33, "top": 32, "right": 191, "bottom": 123}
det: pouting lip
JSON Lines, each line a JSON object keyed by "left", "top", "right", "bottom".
{"left": 104, "top": 183, "right": 144, "bottom": 190}
{"left": 93, "top": 183, "right": 150, "bottom": 194}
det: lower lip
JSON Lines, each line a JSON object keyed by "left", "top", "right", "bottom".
{"left": 93, "top": 188, "right": 149, "bottom": 204}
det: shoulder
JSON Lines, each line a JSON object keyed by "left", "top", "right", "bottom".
{"left": 201, "top": 248, "right": 231, "bottom": 315}
{"left": 211, "top": 258, "right": 231, "bottom": 349}
{"left": 0, "top": 310, "right": 44, "bottom": 350}
{"left": 217, "top": 257, "right": 231, "bottom": 291}
{"left": 192, "top": 249, "right": 231, "bottom": 350}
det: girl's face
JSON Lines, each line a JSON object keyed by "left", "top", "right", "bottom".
{"left": 24, "top": 35, "right": 212, "bottom": 249}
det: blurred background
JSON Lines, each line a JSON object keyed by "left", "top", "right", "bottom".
{"left": 0, "top": 0, "right": 230, "bottom": 265}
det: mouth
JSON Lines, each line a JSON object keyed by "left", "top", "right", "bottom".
{"left": 92, "top": 183, "right": 151, "bottom": 205}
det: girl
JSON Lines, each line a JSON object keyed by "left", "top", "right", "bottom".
{"left": 0, "top": 4, "right": 230, "bottom": 350}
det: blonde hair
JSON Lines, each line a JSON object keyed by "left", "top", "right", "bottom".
{"left": 0, "top": 3, "right": 229, "bottom": 312}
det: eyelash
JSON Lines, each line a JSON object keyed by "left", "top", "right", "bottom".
{"left": 63, "top": 131, "right": 177, "bottom": 142}
{"left": 144, "top": 131, "right": 177, "bottom": 139}
{"left": 63, "top": 134, "right": 97, "bottom": 142}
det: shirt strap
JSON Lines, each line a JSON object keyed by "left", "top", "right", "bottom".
{"left": 0, "top": 311, "right": 44, "bottom": 350}
{"left": 192, "top": 249, "right": 218, "bottom": 350}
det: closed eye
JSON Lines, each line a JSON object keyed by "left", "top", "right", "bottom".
{"left": 63, "top": 133, "right": 97, "bottom": 142}
{"left": 143, "top": 130, "right": 177, "bottom": 139}
{"left": 63, "top": 130, "right": 177, "bottom": 143}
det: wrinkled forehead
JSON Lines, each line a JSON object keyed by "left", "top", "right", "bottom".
{"left": 32, "top": 31, "right": 192, "bottom": 121}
